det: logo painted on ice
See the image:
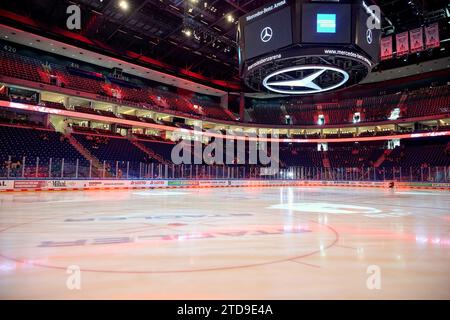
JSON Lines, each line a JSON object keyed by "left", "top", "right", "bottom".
{"left": 269, "top": 202, "right": 380, "bottom": 215}
{"left": 269, "top": 202, "right": 410, "bottom": 218}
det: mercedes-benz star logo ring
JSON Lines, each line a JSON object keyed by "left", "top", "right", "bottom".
{"left": 263, "top": 65, "right": 350, "bottom": 95}
{"left": 260, "top": 27, "right": 273, "bottom": 43}
{"left": 366, "top": 29, "right": 373, "bottom": 44}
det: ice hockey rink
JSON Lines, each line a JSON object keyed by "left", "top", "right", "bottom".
{"left": 0, "top": 186, "right": 449, "bottom": 300}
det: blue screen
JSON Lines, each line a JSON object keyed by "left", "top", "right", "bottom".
{"left": 302, "top": 3, "right": 351, "bottom": 44}
{"left": 317, "top": 14, "right": 336, "bottom": 33}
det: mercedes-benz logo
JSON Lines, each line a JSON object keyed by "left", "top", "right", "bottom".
{"left": 263, "top": 66, "right": 350, "bottom": 95}
{"left": 366, "top": 29, "right": 373, "bottom": 44}
{"left": 260, "top": 27, "right": 273, "bottom": 43}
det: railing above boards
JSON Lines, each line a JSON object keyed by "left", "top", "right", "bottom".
{"left": 1, "top": 156, "right": 449, "bottom": 183}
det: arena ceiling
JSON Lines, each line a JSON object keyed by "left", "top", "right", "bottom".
{"left": 0, "top": 0, "right": 449, "bottom": 89}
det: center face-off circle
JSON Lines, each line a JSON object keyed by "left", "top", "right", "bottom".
{"left": 0, "top": 209, "right": 338, "bottom": 273}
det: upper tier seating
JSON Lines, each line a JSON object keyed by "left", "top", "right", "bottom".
{"left": 0, "top": 50, "right": 232, "bottom": 122}
{"left": 403, "top": 86, "right": 450, "bottom": 118}
{"left": 0, "top": 51, "right": 44, "bottom": 83}
{"left": 1, "top": 49, "right": 449, "bottom": 126}
{"left": 361, "top": 93, "right": 401, "bottom": 122}
{"left": 52, "top": 65, "right": 104, "bottom": 94}
{"left": 203, "top": 105, "right": 235, "bottom": 121}
{"left": 287, "top": 104, "right": 317, "bottom": 125}
{"left": 249, "top": 86, "right": 449, "bottom": 125}
{"left": 250, "top": 103, "right": 285, "bottom": 124}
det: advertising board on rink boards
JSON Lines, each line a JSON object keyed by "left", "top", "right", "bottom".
{"left": 0, "top": 179, "right": 448, "bottom": 192}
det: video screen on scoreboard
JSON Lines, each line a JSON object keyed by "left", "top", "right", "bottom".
{"left": 301, "top": 3, "right": 352, "bottom": 44}
{"left": 243, "top": 6, "right": 293, "bottom": 60}
{"left": 355, "top": 5, "right": 381, "bottom": 62}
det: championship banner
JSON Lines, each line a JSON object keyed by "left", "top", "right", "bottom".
{"left": 410, "top": 27, "right": 424, "bottom": 53}
{"left": 425, "top": 23, "right": 440, "bottom": 49}
{"left": 380, "top": 36, "right": 393, "bottom": 60}
{"left": 396, "top": 32, "right": 409, "bottom": 57}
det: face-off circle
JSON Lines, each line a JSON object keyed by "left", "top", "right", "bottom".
{"left": 0, "top": 213, "right": 338, "bottom": 274}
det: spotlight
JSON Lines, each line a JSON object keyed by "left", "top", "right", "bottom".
{"left": 118, "top": 0, "right": 129, "bottom": 11}
{"left": 183, "top": 28, "right": 192, "bottom": 37}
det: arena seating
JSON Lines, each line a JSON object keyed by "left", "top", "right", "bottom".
{"left": 361, "top": 93, "right": 402, "bottom": 122}
{"left": 0, "top": 124, "right": 88, "bottom": 177}
{"left": 120, "top": 114, "right": 141, "bottom": 122}
{"left": 0, "top": 50, "right": 44, "bottom": 83}
{"left": 0, "top": 50, "right": 449, "bottom": 179}
{"left": 40, "top": 101, "right": 67, "bottom": 110}
{"left": 0, "top": 125, "right": 82, "bottom": 160}
{"left": 1, "top": 49, "right": 449, "bottom": 125}
{"left": 72, "top": 134, "right": 156, "bottom": 177}
{"left": 203, "top": 105, "right": 235, "bottom": 121}
{"left": 0, "top": 123, "right": 448, "bottom": 179}
{"left": 249, "top": 102, "right": 285, "bottom": 124}
{"left": 10, "top": 95, "right": 38, "bottom": 105}
{"left": 52, "top": 64, "right": 105, "bottom": 94}
{"left": 276, "top": 140, "right": 449, "bottom": 169}
{"left": 326, "top": 142, "right": 385, "bottom": 168}
{"left": 121, "top": 87, "right": 151, "bottom": 103}
{"left": 323, "top": 104, "right": 351, "bottom": 125}
{"left": 139, "top": 117, "right": 158, "bottom": 124}
{"left": 279, "top": 144, "right": 318, "bottom": 167}
{"left": 74, "top": 106, "right": 100, "bottom": 115}
{"left": 285, "top": 103, "right": 317, "bottom": 125}
{"left": 382, "top": 139, "right": 449, "bottom": 168}
{"left": 249, "top": 85, "right": 449, "bottom": 125}
{"left": 0, "top": 50, "right": 233, "bottom": 122}
{"left": 403, "top": 85, "right": 450, "bottom": 118}
{"left": 97, "top": 110, "right": 118, "bottom": 118}
{"left": 138, "top": 139, "right": 175, "bottom": 163}
{"left": 71, "top": 125, "right": 98, "bottom": 134}
{"left": 73, "top": 134, "right": 149, "bottom": 162}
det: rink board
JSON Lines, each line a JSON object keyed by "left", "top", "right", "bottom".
{"left": 0, "top": 179, "right": 449, "bottom": 192}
